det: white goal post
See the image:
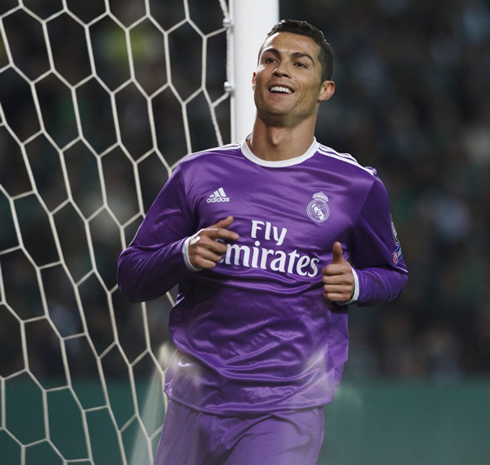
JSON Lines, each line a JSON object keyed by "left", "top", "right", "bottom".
{"left": 0, "top": 1, "right": 278, "bottom": 464}
{"left": 229, "top": 0, "right": 279, "bottom": 141}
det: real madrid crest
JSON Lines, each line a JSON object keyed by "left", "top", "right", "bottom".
{"left": 307, "top": 192, "right": 330, "bottom": 223}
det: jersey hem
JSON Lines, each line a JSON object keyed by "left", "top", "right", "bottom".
{"left": 164, "top": 389, "right": 335, "bottom": 416}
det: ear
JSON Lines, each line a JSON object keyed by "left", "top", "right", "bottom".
{"left": 318, "top": 80, "right": 335, "bottom": 102}
{"left": 252, "top": 72, "right": 257, "bottom": 90}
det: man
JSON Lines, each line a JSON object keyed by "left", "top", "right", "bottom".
{"left": 118, "top": 19, "right": 408, "bottom": 465}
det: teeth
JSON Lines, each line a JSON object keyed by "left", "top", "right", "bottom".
{"left": 270, "top": 86, "right": 292, "bottom": 94}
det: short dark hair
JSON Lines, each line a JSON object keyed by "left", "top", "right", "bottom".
{"left": 261, "top": 19, "right": 334, "bottom": 81}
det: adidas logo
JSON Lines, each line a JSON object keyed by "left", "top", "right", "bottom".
{"left": 207, "top": 187, "right": 230, "bottom": 203}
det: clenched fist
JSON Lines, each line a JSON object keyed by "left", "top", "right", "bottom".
{"left": 321, "top": 242, "right": 354, "bottom": 302}
{"left": 188, "top": 216, "right": 239, "bottom": 269}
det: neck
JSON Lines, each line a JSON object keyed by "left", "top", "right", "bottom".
{"left": 248, "top": 116, "right": 317, "bottom": 161}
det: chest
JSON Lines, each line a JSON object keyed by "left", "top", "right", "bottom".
{"left": 188, "top": 164, "right": 366, "bottom": 258}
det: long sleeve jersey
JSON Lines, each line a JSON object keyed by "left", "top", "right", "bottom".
{"left": 118, "top": 138, "right": 408, "bottom": 415}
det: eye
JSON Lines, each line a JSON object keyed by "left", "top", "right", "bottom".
{"left": 295, "top": 61, "right": 307, "bottom": 68}
{"left": 264, "top": 57, "right": 276, "bottom": 64}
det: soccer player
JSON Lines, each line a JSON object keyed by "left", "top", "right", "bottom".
{"left": 118, "top": 19, "right": 408, "bottom": 465}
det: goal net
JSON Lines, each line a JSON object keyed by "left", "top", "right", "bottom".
{"left": 0, "top": 0, "right": 232, "bottom": 463}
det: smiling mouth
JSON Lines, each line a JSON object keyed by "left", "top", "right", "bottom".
{"left": 269, "top": 86, "right": 293, "bottom": 94}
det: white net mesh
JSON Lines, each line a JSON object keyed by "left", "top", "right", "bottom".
{"left": 0, "top": 0, "right": 231, "bottom": 463}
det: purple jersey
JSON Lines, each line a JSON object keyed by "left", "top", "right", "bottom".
{"left": 118, "top": 139, "right": 408, "bottom": 415}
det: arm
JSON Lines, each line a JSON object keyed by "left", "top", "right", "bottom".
{"left": 348, "top": 175, "right": 408, "bottom": 307}
{"left": 117, "top": 166, "right": 196, "bottom": 303}
{"left": 117, "top": 167, "right": 239, "bottom": 303}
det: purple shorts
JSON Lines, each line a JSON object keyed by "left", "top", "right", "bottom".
{"left": 154, "top": 401, "right": 324, "bottom": 465}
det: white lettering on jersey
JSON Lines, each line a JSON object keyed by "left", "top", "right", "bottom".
{"left": 220, "top": 220, "right": 320, "bottom": 278}
{"left": 251, "top": 220, "right": 287, "bottom": 246}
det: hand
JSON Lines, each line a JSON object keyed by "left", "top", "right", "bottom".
{"left": 322, "top": 242, "right": 354, "bottom": 302}
{"left": 188, "top": 216, "right": 239, "bottom": 269}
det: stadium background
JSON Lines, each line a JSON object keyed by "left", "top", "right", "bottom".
{"left": 0, "top": 0, "right": 489, "bottom": 463}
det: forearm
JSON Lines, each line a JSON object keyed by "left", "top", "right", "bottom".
{"left": 117, "top": 238, "right": 191, "bottom": 303}
{"left": 354, "top": 266, "right": 408, "bottom": 307}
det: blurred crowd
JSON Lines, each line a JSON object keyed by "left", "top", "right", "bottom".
{"left": 0, "top": 0, "right": 489, "bottom": 387}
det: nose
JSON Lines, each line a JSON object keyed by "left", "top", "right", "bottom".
{"left": 273, "top": 62, "right": 291, "bottom": 78}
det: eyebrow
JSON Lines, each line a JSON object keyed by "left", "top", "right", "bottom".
{"left": 262, "top": 47, "right": 316, "bottom": 65}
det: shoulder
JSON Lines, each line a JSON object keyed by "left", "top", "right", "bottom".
{"left": 316, "top": 143, "right": 378, "bottom": 178}
{"left": 177, "top": 142, "right": 242, "bottom": 168}
{"left": 315, "top": 143, "right": 390, "bottom": 202}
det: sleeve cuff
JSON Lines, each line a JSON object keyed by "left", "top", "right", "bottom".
{"left": 182, "top": 236, "right": 201, "bottom": 272}
{"left": 340, "top": 267, "right": 360, "bottom": 305}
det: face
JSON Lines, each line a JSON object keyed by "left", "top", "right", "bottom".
{"left": 253, "top": 32, "right": 335, "bottom": 128}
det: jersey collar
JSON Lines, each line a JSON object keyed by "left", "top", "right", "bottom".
{"left": 241, "top": 136, "right": 319, "bottom": 168}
